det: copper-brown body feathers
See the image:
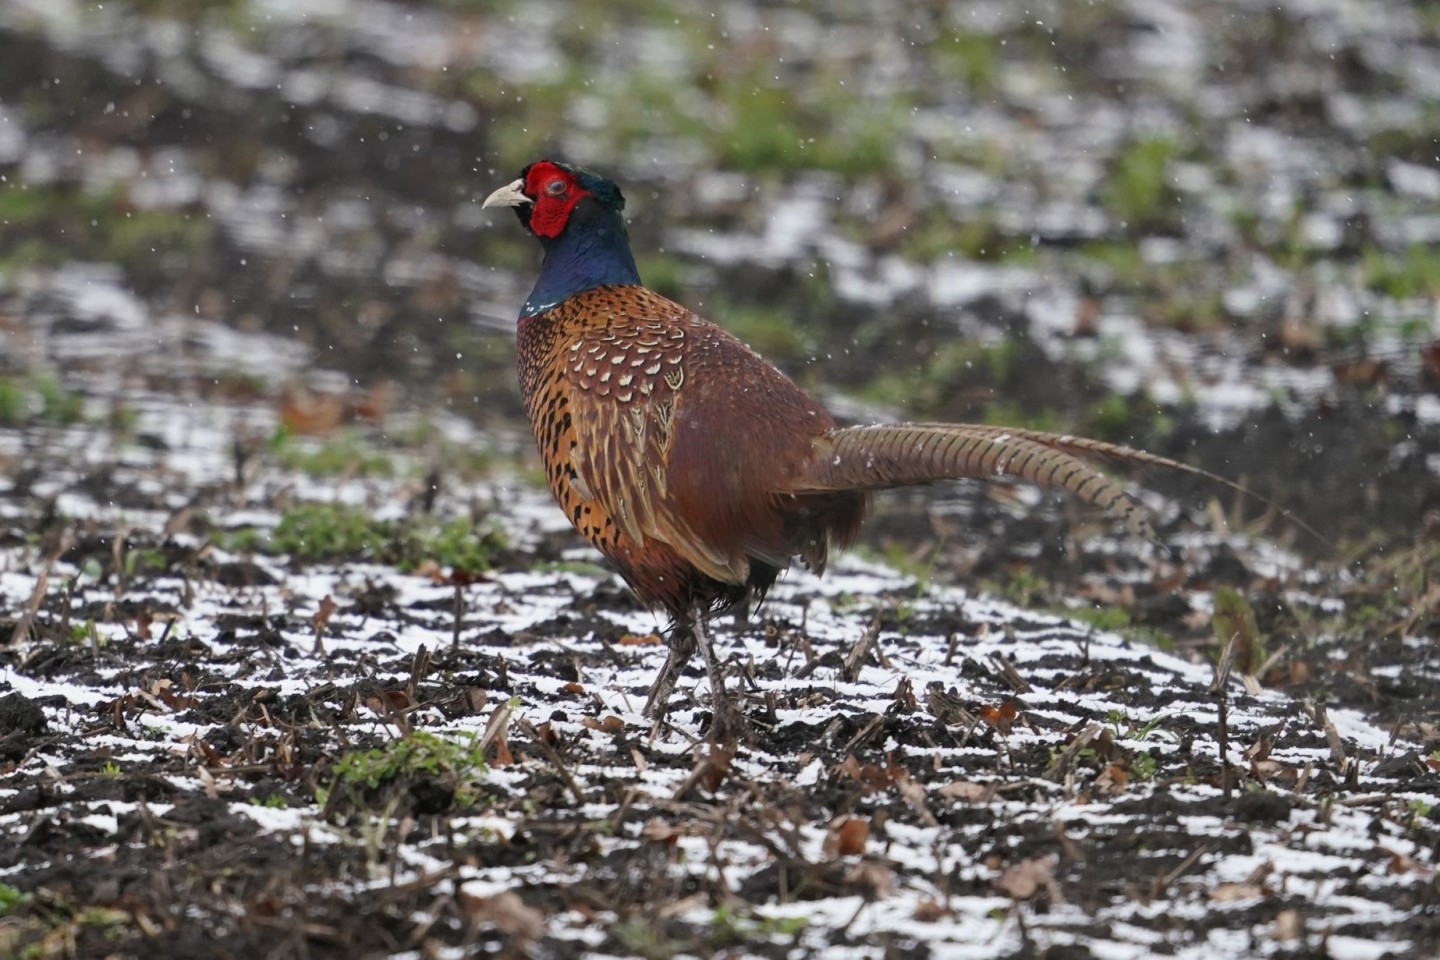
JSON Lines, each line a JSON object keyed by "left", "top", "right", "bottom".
{"left": 517, "top": 284, "right": 866, "bottom": 618}
{"left": 516, "top": 283, "right": 1182, "bottom": 623}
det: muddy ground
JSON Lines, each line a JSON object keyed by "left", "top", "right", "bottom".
{"left": 1, "top": 0, "right": 1439, "bottom": 957}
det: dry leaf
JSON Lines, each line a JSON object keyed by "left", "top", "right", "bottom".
{"left": 895, "top": 772, "right": 938, "bottom": 827}
{"left": 352, "top": 379, "right": 394, "bottom": 423}
{"left": 836, "top": 754, "right": 897, "bottom": 790}
{"left": 278, "top": 386, "right": 345, "bottom": 436}
{"left": 925, "top": 684, "right": 975, "bottom": 726}
{"left": 913, "top": 898, "right": 949, "bottom": 922}
{"left": 463, "top": 687, "right": 488, "bottom": 714}
{"left": 562, "top": 682, "right": 586, "bottom": 695}
{"left": 843, "top": 861, "right": 895, "bottom": 900}
{"left": 823, "top": 817, "right": 870, "bottom": 858}
{"left": 1272, "top": 909, "right": 1303, "bottom": 941}
{"left": 640, "top": 818, "right": 684, "bottom": 846}
{"left": 482, "top": 701, "right": 515, "bottom": 767}
{"left": 939, "top": 781, "right": 992, "bottom": 803}
{"left": 619, "top": 632, "right": 662, "bottom": 645}
{"left": 1383, "top": 847, "right": 1420, "bottom": 875}
{"left": 150, "top": 679, "right": 196, "bottom": 711}
{"left": 196, "top": 763, "right": 219, "bottom": 800}
{"left": 695, "top": 744, "right": 733, "bottom": 793}
{"left": 1092, "top": 763, "right": 1127, "bottom": 795}
{"left": 492, "top": 729, "right": 513, "bottom": 767}
{"left": 978, "top": 700, "right": 1017, "bottom": 734}
{"left": 994, "top": 855, "right": 1063, "bottom": 903}
{"left": 581, "top": 715, "right": 624, "bottom": 734}
{"left": 365, "top": 689, "right": 415, "bottom": 716}
{"left": 1089, "top": 728, "right": 1122, "bottom": 762}
{"left": 459, "top": 889, "right": 545, "bottom": 941}
{"left": 1210, "top": 882, "right": 1266, "bottom": 902}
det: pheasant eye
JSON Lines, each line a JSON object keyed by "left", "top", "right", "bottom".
{"left": 545, "top": 179, "right": 567, "bottom": 197}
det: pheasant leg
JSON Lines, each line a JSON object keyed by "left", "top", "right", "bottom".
{"left": 643, "top": 617, "right": 697, "bottom": 720}
{"left": 692, "top": 611, "right": 743, "bottom": 742}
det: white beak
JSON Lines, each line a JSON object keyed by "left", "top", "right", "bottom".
{"left": 482, "top": 179, "right": 531, "bottom": 209}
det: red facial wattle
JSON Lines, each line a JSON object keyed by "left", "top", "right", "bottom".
{"left": 524, "top": 162, "right": 591, "bottom": 238}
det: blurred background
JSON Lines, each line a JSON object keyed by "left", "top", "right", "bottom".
{"left": 0, "top": 0, "right": 1437, "bottom": 581}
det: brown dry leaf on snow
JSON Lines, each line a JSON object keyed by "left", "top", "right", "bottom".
{"left": 459, "top": 890, "right": 545, "bottom": 942}
{"left": 1210, "top": 881, "right": 1270, "bottom": 902}
{"left": 1244, "top": 720, "right": 1284, "bottom": 762}
{"left": 836, "top": 754, "right": 902, "bottom": 791}
{"left": 618, "top": 632, "right": 662, "bottom": 645}
{"left": 278, "top": 385, "right": 346, "bottom": 436}
{"left": 894, "top": 771, "right": 939, "bottom": 827}
{"left": 695, "top": 745, "right": 733, "bottom": 792}
{"left": 1094, "top": 763, "right": 1128, "bottom": 795}
{"left": 1383, "top": 847, "right": 1430, "bottom": 876}
{"left": 277, "top": 381, "right": 393, "bottom": 434}
{"left": 483, "top": 701, "right": 514, "bottom": 766}
{"left": 844, "top": 861, "right": 896, "bottom": 900}
{"left": 994, "top": 855, "right": 1064, "bottom": 903}
{"left": 311, "top": 594, "right": 338, "bottom": 633}
{"left": 364, "top": 689, "right": 415, "bottom": 716}
{"left": 1272, "top": 909, "right": 1305, "bottom": 942}
{"left": 823, "top": 817, "right": 870, "bottom": 858}
{"left": 1088, "top": 728, "right": 1123, "bottom": 762}
{"left": 939, "top": 781, "right": 994, "bottom": 803}
{"left": 581, "top": 715, "right": 624, "bottom": 734}
{"left": 978, "top": 700, "right": 1017, "bottom": 734}
{"left": 640, "top": 817, "right": 686, "bottom": 847}
{"left": 149, "top": 679, "right": 196, "bottom": 711}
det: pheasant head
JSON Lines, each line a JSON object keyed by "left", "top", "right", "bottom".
{"left": 483, "top": 159, "right": 640, "bottom": 316}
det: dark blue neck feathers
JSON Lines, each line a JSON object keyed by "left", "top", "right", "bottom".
{"left": 522, "top": 201, "right": 641, "bottom": 318}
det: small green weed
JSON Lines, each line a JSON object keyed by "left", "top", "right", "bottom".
{"left": 1129, "top": 751, "right": 1160, "bottom": 781}
{"left": 1101, "top": 138, "right": 1182, "bottom": 233}
{"left": 269, "top": 429, "right": 397, "bottom": 478}
{"left": 710, "top": 904, "right": 808, "bottom": 948}
{"left": 935, "top": 29, "right": 999, "bottom": 93}
{"left": 319, "top": 730, "right": 490, "bottom": 819}
{"left": 0, "top": 374, "right": 85, "bottom": 426}
{"left": 0, "top": 181, "right": 212, "bottom": 272}
{"left": 1363, "top": 244, "right": 1440, "bottom": 299}
{"left": 270, "top": 503, "right": 390, "bottom": 563}
{"left": 0, "top": 883, "right": 28, "bottom": 916}
{"left": 1070, "top": 605, "right": 1131, "bottom": 632}
{"left": 250, "top": 502, "right": 505, "bottom": 572}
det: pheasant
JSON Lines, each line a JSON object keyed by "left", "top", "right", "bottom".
{"left": 484, "top": 159, "right": 1205, "bottom": 736}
